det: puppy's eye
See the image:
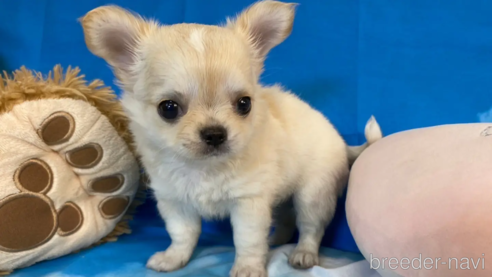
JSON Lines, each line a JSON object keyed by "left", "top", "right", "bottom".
{"left": 157, "top": 100, "right": 181, "bottom": 121}
{"left": 236, "top": 97, "right": 251, "bottom": 116}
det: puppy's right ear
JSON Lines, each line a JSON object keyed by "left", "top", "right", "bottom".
{"left": 227, "top": 1, "right": 297, "bottom": 60}
{"left": 80, "top": 6, "right": 155, "bottom": 81}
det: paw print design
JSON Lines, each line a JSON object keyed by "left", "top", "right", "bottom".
{"left": 0, "top": 99, "right": 139, "bottom": 270}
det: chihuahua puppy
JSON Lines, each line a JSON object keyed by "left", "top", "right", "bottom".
{"left": 81, "top": 1, "right": 382, "bottom": 276}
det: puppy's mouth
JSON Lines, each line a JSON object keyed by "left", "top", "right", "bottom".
{"left": 201, "top": 144, "right": 230, "bottom": 157}
{"left": 181, "top": 141, "right": 231, "bottom": 159}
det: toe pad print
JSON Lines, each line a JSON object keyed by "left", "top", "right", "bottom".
{"left": 57, "top": 202, "right": 83, "bottom": 236}
{"left": 14, "top": 159, "right": 52, "bottom": 194}
{"left": 38, "top": 112, "right": 75, "bottom": 146}
{"left": 89, "top": 174, "right": 124, "bottom": 193}
{"left": 66, "top": 143, "right": 103, "bottom": 168}
{"left": 99, "top": 197, "right": 129, "bottom": 219}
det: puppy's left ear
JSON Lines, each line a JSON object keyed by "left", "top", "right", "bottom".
{"left": 80, "top": 5, "right": 156, "bottom": 88}
{"left": 228, "top": 0, "right": 297, "bottom": 59}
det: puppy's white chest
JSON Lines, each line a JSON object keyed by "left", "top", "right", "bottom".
{"left": 152, "top": 166, "right": 240, "bottom": 218}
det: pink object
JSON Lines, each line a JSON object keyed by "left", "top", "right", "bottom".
{"left": 347, "top": 124, "right": 492, "bottom": 277}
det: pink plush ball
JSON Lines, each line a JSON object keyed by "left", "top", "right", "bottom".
{"left": 347, "top": 124, "right": 492, "bottom": 277}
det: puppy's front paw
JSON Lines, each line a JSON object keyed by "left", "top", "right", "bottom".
{"left": 146, "top": 250, "right": 189, "bottom": 272}
{"left": 288, "top": 249, "right": 319, "bottom": 269}
{"left": 230, "top": 264, "right": 267, "bottom": 277}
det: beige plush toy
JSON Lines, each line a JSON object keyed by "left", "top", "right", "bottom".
{"left": 347, "top": 124, "right": 492, "bottom": 277}
{"left": 0, "top": 65, "right": 143, "bottom": 274}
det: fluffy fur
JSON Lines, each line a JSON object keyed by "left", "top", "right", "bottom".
{"left": 0, "top": 66, "right": 134, "bottom": 150}
{"left": 80, "top": 1, "right": 382, "bottom": 276}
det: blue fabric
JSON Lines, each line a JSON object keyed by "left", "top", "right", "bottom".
{"left": 8, "top": 202, "right": 374, "bottom": 277}
{"left": 2, "top": 0, "right": 492, "bottom": 276}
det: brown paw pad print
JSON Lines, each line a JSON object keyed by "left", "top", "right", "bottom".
{"left": 0, "top": 111, "right": 130, "bottom": 252}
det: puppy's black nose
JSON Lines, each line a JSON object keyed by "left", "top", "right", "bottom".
{"left": 200, "top": 126, "right": 228, "bottom": 147}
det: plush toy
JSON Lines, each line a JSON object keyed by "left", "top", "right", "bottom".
{"left": 0, "top": 65, "right": 143, "bottom": 275}
{"left": 347, "top": 124, "right": 492, "bottom": 277}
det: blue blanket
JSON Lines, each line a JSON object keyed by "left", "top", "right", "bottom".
{"left": 10, "top": 204, "right": 379, "bottom": 277}
{"left": 9, "top": 199, "right": 379, "bottom": 277}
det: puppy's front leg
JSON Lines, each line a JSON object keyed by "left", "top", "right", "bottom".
{"left": 230, "top": 198, "right": 271, "bottom": 277}
{"left": 147, "top": 200, "right": 201, "bottom": 272}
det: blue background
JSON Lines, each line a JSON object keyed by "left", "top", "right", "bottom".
{"left": 2, "top": 0, "right": 492, "bottom": 276}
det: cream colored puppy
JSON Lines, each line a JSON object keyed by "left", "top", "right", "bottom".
{"left": 81, "top": 1, "right": 382, "bottom": 276}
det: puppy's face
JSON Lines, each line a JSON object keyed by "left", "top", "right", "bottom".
{"left": 81, "top": 1, "right": 296, "bottom": 161}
